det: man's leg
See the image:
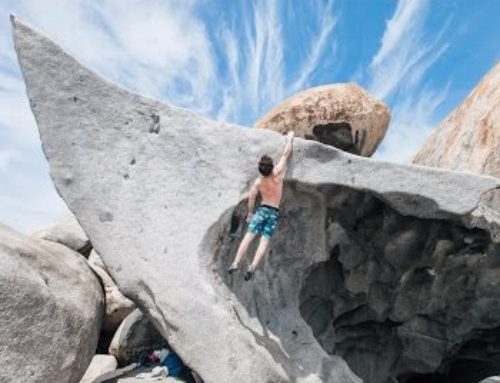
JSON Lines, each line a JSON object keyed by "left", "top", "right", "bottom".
{"left": 229, "top": 231, "right": 256, "bottom": 269}
{"left": 250, "top": 236, "right": 270, "bottom": 269}
{"left": 244, "top": 236, "right": 270, "bottom": 281}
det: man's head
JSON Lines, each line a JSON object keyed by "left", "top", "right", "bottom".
{"left": 258, "top": 155, "right": 274, "bottom": 176}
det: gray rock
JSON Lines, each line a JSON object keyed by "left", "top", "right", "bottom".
{"left": 80, "top": 355, "right": 118, "bottom": 383}
{"left": 109, "top": 309, "right": 167, "bottom": 365}
{"left": 31, "top": 213, "right": 91, "bottom": 256}
{"left": 12, "top": 16, "right": 500, "bottom": 383}
{"left": 88, "top": 250, "right": 136, "bottom": 332}
{"left": 0, "top": 222, "right": 103, "bottom": 383}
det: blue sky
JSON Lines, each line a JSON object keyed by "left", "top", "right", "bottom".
{"left": 0, "top": 0, "right": 499, "bottom": 232}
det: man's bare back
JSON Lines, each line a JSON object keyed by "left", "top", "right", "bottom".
{"left": 255, "top": 171, "right": 284, "bottom": 209}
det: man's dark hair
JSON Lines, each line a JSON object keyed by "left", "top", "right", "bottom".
{"left": 258, "top": 155, "right": 274, "bottom": 176}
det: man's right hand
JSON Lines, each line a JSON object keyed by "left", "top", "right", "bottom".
{"left": 246, "top": 213, "right": 254, "bottom": 223}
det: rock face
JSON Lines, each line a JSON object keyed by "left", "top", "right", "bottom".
{"left": 12, "top": 17, "right": 500, "bottom": 383}
{"left": 31, "top": 213, "right": 91, "bottom": 256}
{"left": 413, "top": 63, "right": 500, "bottom": 176}
{"left": 0, "top": 222, "right": 103, "bottom": 383}
{"left": 255, "top": 83, "right": 390, "bottom": 156}
{"left": 297, "top": 190, "right": 500, "bottom": 382}
{"left": 109, "top": 309, "right": 167, "bottom": 365}
{"left": 89, "top": 250, "right": 136, "bottom": 332}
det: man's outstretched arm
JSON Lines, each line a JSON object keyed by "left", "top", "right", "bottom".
{"left": 246, "top": 179, "right": 260, "bottom": 222}
{"left": 274, "top": 131, "right": 295, "bottom": 177}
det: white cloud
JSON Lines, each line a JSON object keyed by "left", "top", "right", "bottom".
{"left": 289, "top": 1, "right": 337, "bottom": 93}
{"left": 217, "top": 0, "right": 337, "bottom": 123}
{"left": 368, "top": 0, "right": 451, "bottom": 162}
{"left": 215, "top": 0, "right": 285, "bottom": 122}
{"left": 0, "top": 149, "right": 20, "bottom": 172}
{"left": 12, "top": 0, "right": 216, "bottom": 111}
{"left": 373, "top": 84, "right": 449, "bottom": 162}
{"left": 247, "top": 0, "right": 284, "bottom": 111}
{"left": 371, "top": 0, "right": 426, "bottom": 68}
{"left": 368, "top": 0, "right": 449, "bottom": 100}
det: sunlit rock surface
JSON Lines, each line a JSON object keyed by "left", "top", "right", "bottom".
{"left": 413, "top": 63, "right": 500, "bottom": 177}
{"left": 255, "top": 83, "right": 390, "bottom": 157}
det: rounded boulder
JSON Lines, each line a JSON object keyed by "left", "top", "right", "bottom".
{"left": 0, "top": 223, "right": 104, "bottom": 383}
{"left": 255, "top": 83, "right": 390, "bottom": 156}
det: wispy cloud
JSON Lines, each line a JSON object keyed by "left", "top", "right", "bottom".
{"left": 217, "top": 0, "right": 337, "bottom": 123}
{"left": 368, "top": 0, "right": 451, "bottom": 162}
{"left": 0, "top": 0, "right": 338, "bottom": 232}
{"left": 240, "top": 0, "right": 285, "bottom": 120}
{"left": 375, "top": 84, "right": 449, "bottom": 163}
{"left": 369, "top": 0, "right": 450, "bottom": 100}
{"left": 289, "top": 1, "right": 337, "bottom": 93}
{"left": 0, "top": 149, "right": 20, "bottom": 173}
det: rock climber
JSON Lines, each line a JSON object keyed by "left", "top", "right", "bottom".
{"left": 228, "top": 131, "right": 295, "bottom": 281}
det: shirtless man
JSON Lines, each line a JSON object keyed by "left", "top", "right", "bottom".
{"left": 228, "top": 131, "right": 295, "bottom": 281}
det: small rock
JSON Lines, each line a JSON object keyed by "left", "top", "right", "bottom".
{"left": 80, "top": 354, "right": 117, "bottom": 383}
{"left": 31, "top": 213, "right": 91, "bottom": 256}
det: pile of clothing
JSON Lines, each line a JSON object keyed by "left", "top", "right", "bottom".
{"left": 135, "top": 348, "right": 185, "bottom": 380}
{"left": 93, "top": 348, "right": 188, "bottom": 383}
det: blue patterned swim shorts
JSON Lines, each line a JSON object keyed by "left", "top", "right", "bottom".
{"left": 248, "top": 205, "right": 280, "bottom": 239}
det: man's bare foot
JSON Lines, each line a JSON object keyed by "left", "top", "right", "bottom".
{"left": 227, "top": 264, "right": 239, "bottom": 274}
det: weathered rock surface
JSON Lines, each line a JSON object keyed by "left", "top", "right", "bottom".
{"left": 31, "top": 213, "right": 91, "bottom": 256}
{"left": 80, "top": 355, "right": 118, "bottom": 383}
{"left": 89, "top": 250, "right": 136, "bottom": 332}
{"left": 109, "top": 309, "right": 167, "bottom": 365}
{"left": 413, "top": 63, "right": 500, "bottom": 176}
{"left": 13, "top": 17, "right": 500, "bottom": 383}
{"left": 0, "top": 222, "right": 103, "bottom": 383}
{"left": 255, "top": 83, "right": 390, "bottom": 156}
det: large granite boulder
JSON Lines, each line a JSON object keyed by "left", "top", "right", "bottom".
{"left": 255, "top": 83, "right": 390, "bottom": 156}
{"left": 12, "top": 17, "right": 500, "bottom": 383}
{"left": 31, "top": 213, "right": 91, "bottom": 256}
{"left": 89, "top": 250, "right": 136, "bottom": 332}
{"left": 413, "top": 62, "right": 500, "bottom": 176}
{"left": 0, "top": 222, "right": 103, "bottom": 383}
